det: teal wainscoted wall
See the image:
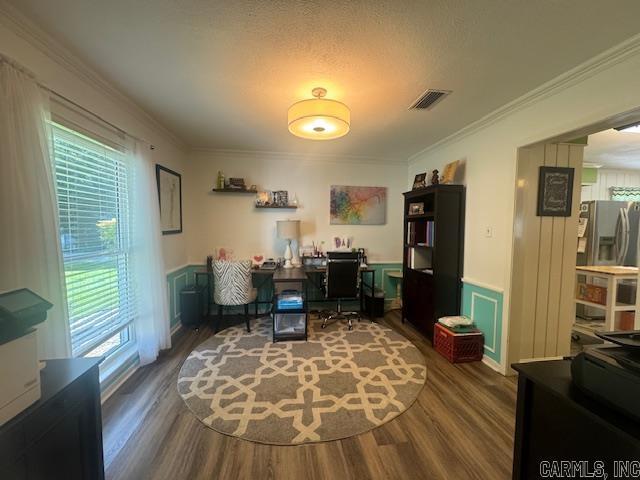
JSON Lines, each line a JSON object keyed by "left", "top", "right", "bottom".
{"left": 372, "top": 263, "right": 403, "bottom": 302}
{"left": 165, "top": 263, "right": 403, "bottom": 325}
{"left": 461, "top": 281, "right": 503, "bottom": 364}
{"left": 166, "top": 265, "right": 202, "bottom": 328}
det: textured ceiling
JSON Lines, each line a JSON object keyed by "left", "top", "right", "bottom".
{"left": 7, "top": 0, "right": 640, "bottom": 159}
{"left": 584, "top": 129, "right": 640, "bottom": 170}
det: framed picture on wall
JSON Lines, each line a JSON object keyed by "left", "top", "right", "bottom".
{"left": 537, "top": 166, "right": 574, "bottom": 217}
{"left": 156, "top": 164, "right": 183, "bottom": 234}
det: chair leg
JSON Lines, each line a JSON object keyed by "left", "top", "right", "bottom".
{"left": 255, "top": 301, "right": 258, "bottom": 318}
{"left": 216, "top": 305, "right": 223, "bottom": 333}
{"left": 244, "top": 304, "right": 251, "bottom": 332}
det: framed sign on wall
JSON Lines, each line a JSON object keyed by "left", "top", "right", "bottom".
{"left": 537, "top": 166, "right": 574, "bottom": 217}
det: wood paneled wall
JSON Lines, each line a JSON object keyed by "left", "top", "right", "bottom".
{"left": 508, "top": 143, "right": 584, "bottom": 367}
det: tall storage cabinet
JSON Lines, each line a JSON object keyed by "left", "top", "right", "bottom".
{"left": 402, "top": 185, "right": 465, "bottom": 342}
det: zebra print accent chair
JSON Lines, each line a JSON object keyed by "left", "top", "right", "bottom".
{"left": 213, "top": 260, "right": 258, "bottom": 333}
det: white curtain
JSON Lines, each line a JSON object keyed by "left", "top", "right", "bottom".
{"left": 130, "top": 141, "right": 171, "bottom": 364}
{"left": 0, "top": 56, "right": 71, "bottom": 358}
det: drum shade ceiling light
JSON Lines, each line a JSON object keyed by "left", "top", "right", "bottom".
{"left": 288, "top": 87, "right": 350, "bottom": 140}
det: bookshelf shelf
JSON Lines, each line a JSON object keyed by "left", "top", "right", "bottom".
{"left": 406, "top": 213, "right": 434, "bottom": 220}
{"left": 402, "top": 185, "right": 465, "bottom": 343}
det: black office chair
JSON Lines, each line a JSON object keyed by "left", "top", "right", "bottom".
{"left": 321, "top": 251, "right": 360, "bottom": 330}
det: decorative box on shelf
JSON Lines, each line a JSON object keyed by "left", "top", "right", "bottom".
{"left": 433, "top": 323, "right": 484, "bottom": 363}
{"left": 272, "top": 290, "right": 307, "bottom": 342}
{"left": 576, "top": 283, "right": 607, "bottom": 305}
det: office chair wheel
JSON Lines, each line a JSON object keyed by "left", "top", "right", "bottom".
{"left": 321, "top": 323, "right": 327, "bottom": 329}
{"left": 348, "top": 324, "right": 353, "bottom": 331}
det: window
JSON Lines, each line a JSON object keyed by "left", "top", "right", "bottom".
{"left": 611, "top": 186, "right": 640, "bottom": 202}
{"left": 52, "top": 123, "right": 136, "bottom": 359}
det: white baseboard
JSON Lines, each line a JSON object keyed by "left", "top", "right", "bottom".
{"left": 100, "top": 358, "right": 139, "bottom": 404}
{"left": 170, "top": 321, "right": 182, "bottom": 336}
{"left": 518, "top": 355, "right": 564, "bottom": 363}
{"left": 101, "top": 323, "right": 184, "bottom": 404}
{"left": 481, "top": 355, "right": 504, "bottom": 374}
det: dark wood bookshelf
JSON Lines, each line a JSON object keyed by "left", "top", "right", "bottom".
{"left": 211, "top": 188, "right": 257, "bottom": 193}
{"left": 402, "top": 184, "right": 465, "bottom": 343}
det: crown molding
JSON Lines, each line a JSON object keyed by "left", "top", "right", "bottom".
{"left": 190, "top": 147, "right": 408, "bottom": 166}
{"left": 408, "top": 33, "right": 640, "bottom": 164}
{"left": 0, "top": 1, "right": 187, "bottom": 152}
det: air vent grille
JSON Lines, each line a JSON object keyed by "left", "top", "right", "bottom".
{"left": 409, "top": 89, "right": 451, "bottom": 110}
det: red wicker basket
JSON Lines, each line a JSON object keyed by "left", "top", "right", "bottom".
{"left": 434, "top": 323, "right": 484, "bottom": 363}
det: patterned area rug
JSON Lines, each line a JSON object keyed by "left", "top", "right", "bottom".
{"left": 177, "top": 317, "right": 426, "bottom": 445}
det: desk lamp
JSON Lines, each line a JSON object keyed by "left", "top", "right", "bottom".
{"left": 277, "top": 220, "right": 300, "bottom": 269}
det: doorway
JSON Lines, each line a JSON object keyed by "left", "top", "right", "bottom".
{"left": 573, "top": 125, "right": 640, "bottom": 352}
{"left": 507, "top": 110, "right": 640, "bottom": 369}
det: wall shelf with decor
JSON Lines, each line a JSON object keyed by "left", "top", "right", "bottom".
{"left": 211, "top": 188, "right": 258, "bottom": 193}
{"left": 255, "top": 205, "right": 298, "bottom": 209}
{"left": 402, "top": 184, "right": 465, "bottom": 343}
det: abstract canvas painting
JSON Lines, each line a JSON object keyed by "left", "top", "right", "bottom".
{"left": 330, "top": 185, "right": 387, "bottom": 225}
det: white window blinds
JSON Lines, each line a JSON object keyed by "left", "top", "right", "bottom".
{"left": 52, "top": 123, "right": 136, "bottom": 357}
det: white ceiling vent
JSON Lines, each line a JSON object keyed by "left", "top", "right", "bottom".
{"left": 408, "top": 89, "right": 451, "bottom": 110}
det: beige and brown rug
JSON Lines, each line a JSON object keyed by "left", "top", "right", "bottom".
{"left": 177, "top": 317, "right": 426, "bottom": 445}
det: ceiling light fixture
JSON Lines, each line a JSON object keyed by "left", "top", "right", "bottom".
{"left": 287, "top": 87, "right": 350, "bottom": 140}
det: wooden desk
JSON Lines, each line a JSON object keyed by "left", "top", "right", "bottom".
{"left": 512, "top": 359, "right": 640, "bottom": 479}
{"left": 195, "top": 265, "right": 376, "bottom": 319}
{"left": 304, "top": 265, "right": 376, "bottom": 319}
{"left": 273, "top": 267, "right": 308, "bottom": 282}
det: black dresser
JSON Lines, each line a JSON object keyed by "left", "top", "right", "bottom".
{"left": 0, "top": 358, "right": 104, "bottom": 480}
{"left": 512, "top": 359, "right": 640, "bottom": 479}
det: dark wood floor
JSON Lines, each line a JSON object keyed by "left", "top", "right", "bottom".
{"left": 102, "top": 311, "right": 518, "bottom": 480}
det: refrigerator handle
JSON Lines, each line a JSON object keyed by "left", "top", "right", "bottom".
{"left": 616, "top": 208, "right": 630, "bottom": 265}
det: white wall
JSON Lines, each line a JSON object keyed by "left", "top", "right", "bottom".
{"left": 408, "top": 35, "right": 640, "bottom": 371}
{"left": 0, "top": 8, "right": 189, "bottom": 272}
{"left": 581, "top": 168, "right": 640, "bottom": 201}
{"left": 185, "top": 151, "right": 405, "bottom": 265}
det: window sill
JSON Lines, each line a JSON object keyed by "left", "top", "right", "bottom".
{"left": 98, "top": 342, "right": 139, "bottom": 391}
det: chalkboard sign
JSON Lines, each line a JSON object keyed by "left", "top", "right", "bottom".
{"left": 537, "top": 166, "right": 574, "bottom": 217}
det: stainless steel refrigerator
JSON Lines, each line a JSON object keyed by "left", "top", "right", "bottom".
{"left": 615, "top": 202, "right": 640, "bottom": 266}
{"left": 577, "top": 200, "right": 628, "bottom": 267}
{"left": 576, "top": 200, "right": 639, "bottom": 318}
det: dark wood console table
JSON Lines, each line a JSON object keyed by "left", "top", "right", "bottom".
{"left": 512, "top": 359, "right": 640, "bottom": 480}
{"left": 0, "top": 357, "right": 104, "bottom": 480}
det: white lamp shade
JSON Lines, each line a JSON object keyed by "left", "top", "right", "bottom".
{"left": 277, "top": 220, "right": 300, "bottom": 240}
{"left": 288, "top": 98, "right": 350, "bottom": 140}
